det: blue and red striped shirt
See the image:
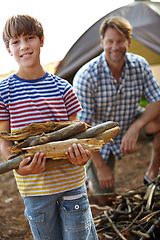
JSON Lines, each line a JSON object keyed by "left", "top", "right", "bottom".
{"left": 0, "top": 72, "right": 86, "bottom": 196}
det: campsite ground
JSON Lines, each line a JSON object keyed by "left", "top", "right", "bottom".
{"left": 0, "top": 135, "right": 153, "bottom": 240}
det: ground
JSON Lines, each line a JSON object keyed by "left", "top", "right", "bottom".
{"left": 0, "top": 135, "right": 153, "bottom": 240}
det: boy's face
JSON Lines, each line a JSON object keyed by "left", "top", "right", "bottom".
{"left": 7, "top": 34, "right": 44, "bottom": 69}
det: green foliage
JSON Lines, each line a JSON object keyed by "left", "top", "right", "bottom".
{"left": 140, "top": 95, "right": 148, "bottom": 107}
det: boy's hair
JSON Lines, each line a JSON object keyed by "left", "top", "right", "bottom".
{"left": 3, "top": 14, "right": 44, "bottom": 48}
{"left": 100, "top": 16, "right": 132, "bottom": 39}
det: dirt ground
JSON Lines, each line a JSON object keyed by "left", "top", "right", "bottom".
{"left": 0, "top": 134, "right": 154, "bottom": 240}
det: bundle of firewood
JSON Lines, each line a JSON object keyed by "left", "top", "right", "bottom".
{"left": 0, "top": 120, "right": 120, "bottom": 174}
{"left": 91, "top": 179, "right": 160, "bottom": 240}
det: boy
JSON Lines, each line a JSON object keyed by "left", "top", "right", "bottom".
{"left": 0, "top": 15, "right": 98, "bottom": 240}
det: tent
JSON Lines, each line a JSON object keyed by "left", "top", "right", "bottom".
{"left": 55, "top": 1, "right": 160, "bottom": 83}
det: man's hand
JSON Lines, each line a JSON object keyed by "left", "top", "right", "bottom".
{"left": 65, "top": 143, "right": 91, "bottom": 166}
{"left": 15, "top": 152, "right": 46, "bottom": 175}
{"left": 121, "top": 125, "right": 139, "bottom": 154}
{"left": 97, "top": 165, "right": 115, "bottom": 189}
{"left": 91, "top": 151, "right": 115, "bottom": 189}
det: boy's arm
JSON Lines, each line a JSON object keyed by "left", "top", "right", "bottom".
{"left": 0, "top": 120, "right": 13, "bottom": 161}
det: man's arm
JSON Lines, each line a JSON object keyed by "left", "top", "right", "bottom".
{"left": 121, "top": 101, "right": 160, "bottom": 154}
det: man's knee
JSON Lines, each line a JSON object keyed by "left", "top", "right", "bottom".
{"left": 145, "top": 115, "right": 160, "bottom": 135}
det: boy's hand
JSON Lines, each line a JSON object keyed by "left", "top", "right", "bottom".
{"left": 15, "top": 152, "right": 46, "bottom": 176}
{"left": 66, "top": 143, "right": 91, "bottom": 166}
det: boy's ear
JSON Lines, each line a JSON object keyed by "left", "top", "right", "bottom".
{"left": 6, "top": 48, "right": 13, "bottom": 56}
{"left": 40, "top": 35, "right": 44, "bottom": 47}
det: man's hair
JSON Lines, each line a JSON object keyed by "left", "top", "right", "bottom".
{"left": 3, "top": 14, "right": 44, "bottom": 48}
{"left": 100, "top": 16, "right": 132, "bottom": 39}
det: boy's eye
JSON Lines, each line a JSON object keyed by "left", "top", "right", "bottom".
{"left": 12, "top": 40, "right": 18, "bottom": 45}
{"left": 28, "top": 36, "right": 35, "bottom": 40}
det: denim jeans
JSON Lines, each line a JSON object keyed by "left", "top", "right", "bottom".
{"left": 23, "top": 183, "right": 98, "bottom": 240}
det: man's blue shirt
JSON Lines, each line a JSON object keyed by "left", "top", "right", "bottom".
{"left": 73, "top": 52, "right": 160, "bottom": 161}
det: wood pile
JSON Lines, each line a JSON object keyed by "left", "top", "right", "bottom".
{"left": 0, "top": 120, "right": 120, "bottom": 174}
{"left": 91, "top": 179, "right": 160, "bottom": 240}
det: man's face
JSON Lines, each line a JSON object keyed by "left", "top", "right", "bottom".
{"left": 101, "top": 27, "right": 131, "bottom": 64}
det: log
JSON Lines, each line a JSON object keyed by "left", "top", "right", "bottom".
{"left": 9, "top": 122, "right": 88, "bottom": 153}
{"left": 95, "top": 126, "right": 120, "bottom": 143}
{"left": 0, "top": 155, "right": 25, "bottom": 174}
{"left": 22, "top": 126, "right": 120, "bottom": 160}
{"left": 0, "top": 120, "right": 87, "bottom": 141}
{"left": 0, "top": 156, "right": 71, "bottom": 175}
{"left": 0, "top": 122, "right": 120, "bottom": 174}
{"left": 23, "top": 138, "right": 105, "bottom": 159}
{"left": 71, "top": 121, "right": 119, "bottom": 139}
{"left": 0, "top": 138, "right": 104, "bottom": 174}
{"left": 9, "top": 121, "right": 119, "bottom": 154}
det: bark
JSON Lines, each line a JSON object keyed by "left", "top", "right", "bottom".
{"left": 0, "top": 155, "right": 25, "bottom": 175}
{"left": 0, "top": 138, "right": 104, "bottom": 174}
{"left": 23, "top": 138, "right": 105, "bottom": 159}
{"left": 0, "top": 156, "right": 71, "bottom": 175}
{"left": 95, "top": 126, "right": 120, "bottom": 143}
{"left": 71, "top": 121, "right": 119, "bottom": 139}
{"left": 9, "top": 122, "right": 88, "bottom": 153}
{"left": 0, "top": 120, "right": 86, "bottom": 141}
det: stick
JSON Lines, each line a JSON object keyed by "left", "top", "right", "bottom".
{"left": 90, "top": 204, "right": 113, "bottom": 211}
{"left": 132, "top": 230, "right": 150, "bottom": 238}
{"left": 0, "top": 155, "right": 25, "bottom": 174}
{"left": 71, "top": 121, "right": 119, "bottom": 139}
{"left": 104, "top": 210, "right": 127, "bottom": 240}
{"left": 140, "top": 217, "right": 160, "bottom": 240}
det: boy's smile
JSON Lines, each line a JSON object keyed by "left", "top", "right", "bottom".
{"left": 20, "top": 52, "right": 33, "bottom": 58}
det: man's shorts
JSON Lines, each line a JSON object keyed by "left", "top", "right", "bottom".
{"left": 136, "top": 106, "right": 154, "bottom": 139}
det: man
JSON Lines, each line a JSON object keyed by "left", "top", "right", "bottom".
{"left": 73, "top": 16, "right": 160, "bottom": 206}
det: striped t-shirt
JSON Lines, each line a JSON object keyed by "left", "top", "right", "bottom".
{"left": 0, "top": 72, "right": 86, "bottom": 196}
